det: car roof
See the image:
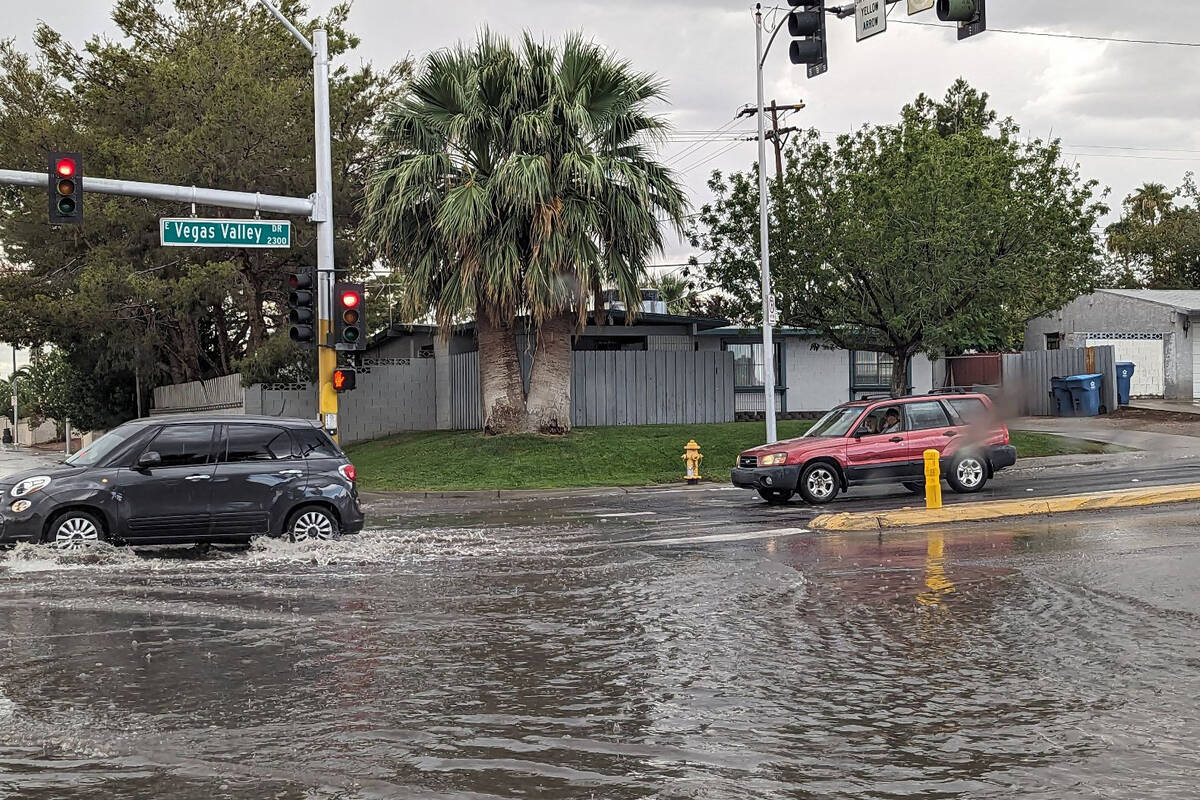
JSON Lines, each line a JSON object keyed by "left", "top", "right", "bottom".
{"left": 118, "top": 414, "right": 321, "bottom": 429}
{"left": 844, "top": 392, "right": 990, "bottom": 408}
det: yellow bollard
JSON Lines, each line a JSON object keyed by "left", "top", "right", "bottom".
{"left": 923, "top": 449, "right": 943, "bottom": 509}
{"left": 682, "top": 440, "right": 703, "bottom": 485}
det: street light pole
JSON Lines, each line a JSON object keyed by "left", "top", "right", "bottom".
{"left": 755, "top": 5, "right": 779, "bottom": 444}
{"left": 257, "top": 1, "right": 339, "bottom": 439}
{"left": 10, "top": 346, "right": 17, "bottom": 449}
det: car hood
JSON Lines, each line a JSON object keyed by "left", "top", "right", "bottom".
{"left": 742, "top": 436, "right": 840, "bottom": 458}
{"left": 0, "top": 463, "right": 89, "bottom": 490}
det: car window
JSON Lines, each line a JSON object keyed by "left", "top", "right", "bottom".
{"left": 856, "top": 406, "right": 902, "bottom": 436}
{"left": 292, "top": 427, "right": 342, "bottom": 459}
{"left": 905, "top": 401, "right": 952, "bottom": 431}
{"left": 804, "top": 406, "right": 863, "bottom": 437}
{"left": 66, "top": 425, "right": 141, "bottom": 467}
{"left": 145, "top": 424, "right": 215, "bottom": 467}
{"left": 946, "top": 397, "right": 988, "bottom": 425}
{"left": 222, "top": 424, "right": 294, "bottom": 462}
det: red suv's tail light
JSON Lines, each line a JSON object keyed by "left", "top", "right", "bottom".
{"left": 339, "top": 464, "right": 357, "bottom": 482}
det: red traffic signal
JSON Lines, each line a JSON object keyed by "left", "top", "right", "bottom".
{"left": 332, "top": 366, "right": 357, "bottom": 392}
{"left": 339, "top": 289, "right": 361, "bottom": 309}
{"left": 47, "top": 151, "right": 83, "bottom": 225}
{"left": 334, "top": 281, "right": 366, "bottom": 351}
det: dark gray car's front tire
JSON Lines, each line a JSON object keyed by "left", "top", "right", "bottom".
{"left": 285, "top": 505, "right": 339, "bottom": 542}
{"left": 45, "top": 510, "right": 106, "bottom": 550}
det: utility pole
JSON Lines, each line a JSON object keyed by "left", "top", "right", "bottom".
{"left": 753, "top": 5, "right": 778, "bottom": 444}
{"left": 739, "top": 99, "right": 804, "bottom": 180}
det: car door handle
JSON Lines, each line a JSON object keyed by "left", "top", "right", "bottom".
{"left": 944, "top": 431, "right": 958, "bottom": 437}
{"left": 184, "top": 474, "right": 211, "bottom": 482}
{"left": 277, "top": 469, "right": 304, "bottom": 476}
{"left": 889, "top": 437, "right": 904, "bottom": 443}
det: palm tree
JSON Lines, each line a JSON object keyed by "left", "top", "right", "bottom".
{"left": 648, "top": 272, "right": 697, "bottom": 316}
{"left": 361, "top": 31, "right": 688, "bottom": 434}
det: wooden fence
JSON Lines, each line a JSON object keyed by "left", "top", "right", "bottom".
{"left": 151, "top": 373, "right": 244, "bottom": 415}
{"left": 1001, "top": 347, "right": 1118, "bottom": 416}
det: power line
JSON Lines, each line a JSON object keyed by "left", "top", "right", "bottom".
{"left": 676, "top": 140, "right": 745, "bottom": 175}
{"left": 893, "top": 19, "right": 1200, "bottom": 47}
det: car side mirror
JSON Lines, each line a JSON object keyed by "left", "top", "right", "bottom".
{"left": 136, "top": 451, "right": 162, "bottom": 470}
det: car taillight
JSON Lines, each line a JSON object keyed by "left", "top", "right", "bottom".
{"left": 339, "top": 464, "right": 357, "bottom": 482}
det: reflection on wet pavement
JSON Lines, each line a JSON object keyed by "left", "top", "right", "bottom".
{"left": 2, "top": 507, "right": 1200, "bottom": 798}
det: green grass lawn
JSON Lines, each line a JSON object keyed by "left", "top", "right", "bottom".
{"left": 1008, "top": 431, "right": 1126, "bottom": 459}
{"left": 347, "top": 421, "right": 1126, "bottom": 492}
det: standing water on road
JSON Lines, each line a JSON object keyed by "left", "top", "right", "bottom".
{"left": 1, "top": 509, "right": 1199, "bottom": 798}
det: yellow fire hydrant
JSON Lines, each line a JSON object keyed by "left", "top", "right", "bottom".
{"left": 682, "top": 440, "right": 703, "bottom": 485}
{"left": 924, "top": 449, "right": 943, "bottom": 510}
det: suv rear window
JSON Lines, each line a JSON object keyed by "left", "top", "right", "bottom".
{"left": 293, "top": 427, "right": 342, "bottom": 459}
{"left": 946, "top": 397, "right": 988, "bottom": 424}
{"left": 904, "top": 401, "right": 951, "bottom": 431}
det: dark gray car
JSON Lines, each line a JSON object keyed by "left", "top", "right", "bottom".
{"left": 0, "top": 415, "right": 364, "bottom": 549}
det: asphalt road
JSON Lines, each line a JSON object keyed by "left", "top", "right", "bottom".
{"left": 362, "top": 446, "right": 1200, "bottom": 536}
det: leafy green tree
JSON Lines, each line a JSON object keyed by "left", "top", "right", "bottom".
{"left": 361, "top": 31, "right": 687, "bottom": 434}
{"left": 692, "top": 80, "right": 1106, "bottom": 395}
{"left": 1104, "top": 179, "right": 1200, "bottom": 288}
{"left": 0, "top": 0, "right": 406, "bottom": 417}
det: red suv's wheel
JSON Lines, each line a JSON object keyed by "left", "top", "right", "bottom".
{"left": 947, "top": 452, "right": 988, "bottom": 493}
{"left": 799, "top": 462, "right": 840, "bottom": 505}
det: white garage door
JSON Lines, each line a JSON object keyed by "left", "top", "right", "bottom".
{"left": 1083, "top": 334, "right": 1165, "bottom": 398}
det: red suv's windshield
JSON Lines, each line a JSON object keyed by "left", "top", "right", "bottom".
{"left": 803, "top": 406, "right": 863, "bottom": 438}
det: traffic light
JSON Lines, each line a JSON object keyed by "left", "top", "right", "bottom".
{"left": 332, "top": 366, "right": 357, "bottom": 392}
{"left": 288, "top": 272, "right": 316, "bottom": 346}
{"left": 937, "top": 0, "right": 986, "bottom": 39}
{"left": 788, "top": 1, "right": 827, "bottom": 78}
{"left": 47, "top": 151, "right": 83, "bottom": 225}
{"left": 333, "top": 282, "right": 366, "bottom": 351}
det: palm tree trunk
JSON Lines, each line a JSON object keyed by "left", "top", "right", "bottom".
{"left": 592, "top": 277, "right": 607, "bottom": 328}
{"left": 476, "top": 309, "right": 527, "bottom": 434}
{"left": 526, "top": 310, "right": 575, "bottom": 435}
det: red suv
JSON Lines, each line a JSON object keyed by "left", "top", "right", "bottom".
{"left": 732, "top": 393, "right": 1016, "bottom": 505}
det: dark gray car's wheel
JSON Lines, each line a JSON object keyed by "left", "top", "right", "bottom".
{"left": 798, "top": 462, "right": 840, "bottom": 505}
{"left": 285, "top": 506, "right": 339, "bottom": 542}
{"left": 946, "top": 453, "right": 988, "bottom": 494}
{"left": 45, "top": 510, "right": 105, "bottom": 550}
{"left": 757, "top": 488, "right": 795, "bottom": 505}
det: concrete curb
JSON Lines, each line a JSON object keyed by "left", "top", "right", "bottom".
{"left": 809, "top": 482, "right": 1200, "bottom": 532}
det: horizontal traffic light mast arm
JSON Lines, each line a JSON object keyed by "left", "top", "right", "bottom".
{"left": 0, "top": 169, "right": 316, "bottom": 218}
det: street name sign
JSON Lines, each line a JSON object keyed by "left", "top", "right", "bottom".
{"left": 160, "top": 218, "right": 291, "bottom": 248}
{"left": 855, "top": 0, "right": 887, "bottom": 41}
{"left": 907, "top": 0, "right": 934, "bottom": 14}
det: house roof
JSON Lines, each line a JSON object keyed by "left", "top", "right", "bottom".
{"left": 1098, "top": 288, "right": 1200, "bottom": 314}
{"left": 697, "top": 325, "right": 822, "bottom": 337}
{"left": 369, "top": 310, "right": 729, "bottom": 347}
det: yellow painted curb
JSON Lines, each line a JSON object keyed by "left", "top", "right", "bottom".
{"left": 809, "top": 482, "right": 1200, "bottom": 532}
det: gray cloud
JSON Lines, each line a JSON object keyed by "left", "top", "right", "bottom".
{"left": 3, "top": 0, "right": 1198, "bottom": 259}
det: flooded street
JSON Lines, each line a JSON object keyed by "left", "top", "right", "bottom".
{"left": 2, "top": 503, "right": 1200, "bottom": 798}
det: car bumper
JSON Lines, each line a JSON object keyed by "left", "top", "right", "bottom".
{"left": 988, "top": 445, "right": 1017, "bottom": 471}
{"left": 731, "top": 466, "right": 802, "bottom": 492}
{"left": 0, "top": 493, "right": 54, "bottom": 544}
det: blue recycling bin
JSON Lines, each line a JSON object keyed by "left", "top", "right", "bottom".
{"left": 1050, "top": 377, "right": 1074, "bottom": 417}
{"left": 1116, "top": 362, "right": 1135, "bottom": 406}
{"left": 1065, "top": 373, "right": 1104, "bottom": 416}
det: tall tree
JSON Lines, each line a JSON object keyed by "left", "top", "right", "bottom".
{"left": 0, "top": 0, "right": 405, "bottom": 421}
{"left": 361, "top": 31, "right": 687, "bottom": 434}
{"left": 693, "top": 80, "right": 1106, "bottom": 396}
{"left": 1104, "top": 179, "right": 1200, "bottom": 288}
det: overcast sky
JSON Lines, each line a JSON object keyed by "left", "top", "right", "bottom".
{"left": 4, "top": 0, "right": 1200, "bottom": 268}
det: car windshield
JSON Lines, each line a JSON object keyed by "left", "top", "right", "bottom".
{"left": 803, "top": 406, "right": 864, "bottom": 438}
{"left": 64, "top": 426, "right": 138, "bottom": 467}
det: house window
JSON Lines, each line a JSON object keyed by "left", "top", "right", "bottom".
{"left": 1045, "top": 332, "right": 1061, "bottom": 350}
{"left": 726, "top": 342, "right": 783, "bottom": 387}
{"left": 852, "top": 351, "right": 894, "bottom": 387}
{"left": 574, "top": 336, "right": 648, "bottom": 351}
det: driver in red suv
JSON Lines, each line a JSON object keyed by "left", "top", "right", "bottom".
{"left": 731, "top": 393, "right": 1016, "bottom": 505}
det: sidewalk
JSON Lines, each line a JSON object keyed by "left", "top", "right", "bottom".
{"left": 0, "top": 448, "right": 63, "bottom": 479}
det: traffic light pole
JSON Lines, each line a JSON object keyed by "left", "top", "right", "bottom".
{"left": 258, "top": 1, "right": 339, "bottom": 440}
{"left": 754, "top": 4, "right": 787, "bottom": 445}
